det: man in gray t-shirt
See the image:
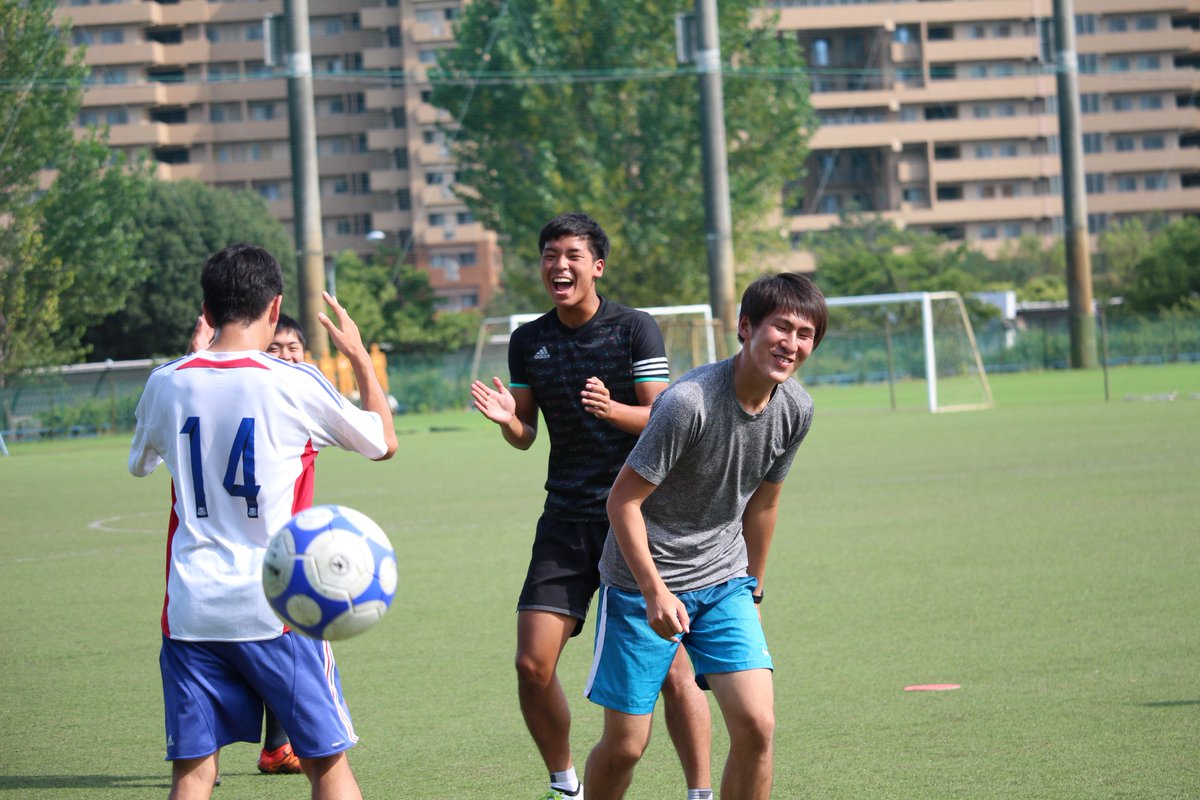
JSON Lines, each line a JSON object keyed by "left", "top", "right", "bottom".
{"left": 584, "top": 273, "right": 828, "bottom": 800}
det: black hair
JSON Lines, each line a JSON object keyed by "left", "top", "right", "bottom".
{"left": 200, "top": 243, "right": 284, "bottom": 327}
{"left": 274, "top": 312, "right": 306, "bottom": 346}
{"left": 737, "top": 272, "right": 828, "bottom": 348}
{"left": 538, "top": 212, "right": 611, "bottom": 262}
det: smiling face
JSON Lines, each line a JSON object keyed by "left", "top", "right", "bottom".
{"left": 737, "top": 308, "right": 818, "bottom": 386}
{"left": 540, "top": 234, "right": 604, "bottom": 324}
{"left": 267, "top": 327, "right": 305, "bottom": 363}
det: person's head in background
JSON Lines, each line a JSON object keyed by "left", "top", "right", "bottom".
{"left": 267, "top": 313, "right": 306, "bottom": 363}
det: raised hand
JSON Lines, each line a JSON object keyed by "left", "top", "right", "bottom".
{"left": 471, "top": 376, "right": 516, "bottom": 425}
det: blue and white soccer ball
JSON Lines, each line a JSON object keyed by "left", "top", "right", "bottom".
{"left": 262, "top": 505, "right": 397, "bottom": 641}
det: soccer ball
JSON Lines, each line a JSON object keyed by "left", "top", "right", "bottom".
{"left": 262, "top": 505, "right": 397, "bottom": 641}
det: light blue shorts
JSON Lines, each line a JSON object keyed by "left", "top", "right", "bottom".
{"left": 160, "top": 633, "right": 357, "bottom": 760}
{"left": 585, "top": 576, "right": 772, "bottom": 715}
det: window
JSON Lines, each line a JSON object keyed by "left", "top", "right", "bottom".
{"left": 1082, "top": 133, "right": 1103, "bottom": 154}
{"left": 901, "top": 187, "right": 926, "bottom": 204}
{"left": 993, "top": 63, "right": 1014, "bottom": 77}
{"left": 1112, "top": 96, "right": 1134, "bottom": 112}
{"left": 1135, "top": 16, "right": 1158, "bottom": 31}
{"left": 1078, "top": 53, "right": 1098, "bottom": 74}
{"left": 1143, "top": 135, "right": 1165, "bottom": 150}
{"left": 1087, "top": 214, "right": 1108, "bottom": 234}
{"left": 78, "top": 110, "right": 100, "bottom": 126}
{"left": 973, "top": 104, "right": 991, "bottom": 119}
{"left": 818, "top": 195, "right": 840, "bottom": 214}
{"left": 210, "top": 103, "right": 241, "bottom": 123}
{"left": 1106, "top": 17, "right": 1128, "bottom": 33}
{"left": 999, "top": 143, "right": 1019, "bottom": 158}
{"left": 979, "top": 226, "right": 998, "bottom": 240}
{"left": 1139, "top": 95, "right": 1163, "bottom": 110}
{"left": 936, "top": 185, "right": 963, "bottom": 201}
{"left": 1075, "top": 14, "right": 1096, "bottom": 35}
{"left": 1004, "top": 223, "right": 1023, "bottom": 238}
{"left": 99, "top": 28, "right": 124, "bottom": 44}
{"left": 1144, "top": 175, "right": 1167, "bottom": 190}
{"left": 975, "top": 145, "right": 994, "bottom": 159}
{"left": 1085, "top": 174, "right": 1106, "bottom": 194}
{"left": 1116, "top": 176, "right": 1138, "bottom": 192}
{"left": 1080, "top": 94, "right": 1100, "bottom": 114}
{"left": 393, "top": 148, "right": 409, "bottom": 169}
{"left": 395, "top": 189, "right": 411, "bottom": 210}
{"left": 255, "top": 182, "right": 283, "bottom": 201}
{"left": 456, "top": 211, "right": 473, "bottom": 225}
{"left": 997, "top": 103, "right": 1017, "bottom": 117}
{"left": 1136, "top": 55, "right": 1160, "bottom": 71}
{"left": 249, "top": 101, "right": 275, "bottom": 121}
{"left": 73, "top": 29, "right": 94, "bottom": 45}
{"left": 1115, "top": 136, "right": 1135, "bottom": 152}
{"left": 102, "top": 68, "right": 128, "bottom": 85}
{"left": 419, "top": 49, "right": 438, "bottom": 64}
{"left": 969, "top": 64, "right": 988, "bottom": 79}
{"left": 1109, "top": 56, "right": 1131, "bottom": 72}
{"left": 428, "top": 213, "right": 446, "bottom": 226}
{"left": 209, "top": 63, "right": 239, "bottom": 81}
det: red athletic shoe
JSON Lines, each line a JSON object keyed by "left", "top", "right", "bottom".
{"left": 257, "top": 743, "right": 303, "bottom": 775}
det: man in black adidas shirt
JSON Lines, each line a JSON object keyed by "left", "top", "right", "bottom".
{"left": 471, "top": 213, "right": 712, "bottom": 800}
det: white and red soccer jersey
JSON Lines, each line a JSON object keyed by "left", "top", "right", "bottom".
{"left": 129, "top": 350, "right": 388, "bottom": 642}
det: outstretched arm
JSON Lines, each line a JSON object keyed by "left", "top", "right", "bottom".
{"left": 582, "top": 378, "right": 667, "bottom": 435}
{"left": 318, "top": 291, "right": 398, "bottom": 460}
{"left": 471, "top": 377, "right": 538, "bottom": 450}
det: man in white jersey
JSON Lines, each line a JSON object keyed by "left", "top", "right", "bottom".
{"left": 130, "top": 242, "right": 397, "bottom": 800}
{"left": 583, "top": 273, "right": 827, "bottom": 800}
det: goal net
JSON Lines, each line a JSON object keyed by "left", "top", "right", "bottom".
{"left": 801, "top": 291, "right": 993, "bottom": 413}
{"left": 470, "top": 304, "right": 723, "bottom": 384}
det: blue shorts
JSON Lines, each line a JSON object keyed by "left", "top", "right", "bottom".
{"left": 585, "top": 576, "right": 772, "bottom": 715}
{"left": 160, "top": 633, "right": 357, "bottom": 761}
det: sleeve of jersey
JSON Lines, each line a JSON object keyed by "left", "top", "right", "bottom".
{"left": 507, "top": 323, "right": 531, "bottom": 388}
{"left": 624, "top": 385, "right": 701, "bottom": 486}
{"left": 128, "top": 380, "right": 163, "bottom": 477}
{"left": 292, "top": 363, "right": 389, "bottom": 459}
{"left": 629, "top": 312, "right": 670, "bottom": 383}
{"left": 764, "top": 389, "right": 814, "bottom": 484}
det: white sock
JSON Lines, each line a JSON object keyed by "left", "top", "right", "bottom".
{"left": 687, "top": 790, "right": 713, "bottom": 800}
{"left": 550, "top": 766, "right": 581, "bottom": 794}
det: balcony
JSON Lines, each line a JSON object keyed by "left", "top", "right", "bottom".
{"left": 925, "top": 37, "right": 1039, "bottom": 64}
{"left": 933, "top": 155, "right": 1058, "bottom": 182}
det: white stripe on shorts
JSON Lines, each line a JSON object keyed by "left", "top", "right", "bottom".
{"left": 323, "top": 641, "right": 359, "bottom": 744}
{"left": 583, "top": 585, "right": 609, "bottom": 699}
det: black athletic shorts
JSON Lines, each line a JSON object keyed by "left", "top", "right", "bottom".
{"left": 517, "top": 514, "right": 609, "bottom": 637}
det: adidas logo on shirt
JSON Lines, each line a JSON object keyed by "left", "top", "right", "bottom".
{"left": 533, "top": 346, "right": 551, "bottom": 360}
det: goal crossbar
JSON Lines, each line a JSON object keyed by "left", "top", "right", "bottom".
{"left": 825, "top": 291, "right": 993, "bottom": 413}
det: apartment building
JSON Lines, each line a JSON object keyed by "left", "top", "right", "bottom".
{"left": 770, "top": 0, "right": 1200, "bottom": 253}
{"left": 56, "top": 0, "right": 500, "bottom": 312}
{"left": 58, "top": 0, "right": 1198, "bottom": 294}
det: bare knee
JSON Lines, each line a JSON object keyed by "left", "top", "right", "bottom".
{"left": 728, "top": 707, "right": 775, "bottom": 753}
{"left": 515, "top": 649, "right": 556, "bottom": 691}
{"left": 598, "top": 727, "right": 652, "bottom": 770}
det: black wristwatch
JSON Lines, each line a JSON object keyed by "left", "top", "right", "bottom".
{"left": 752, "top": 590, "right": 764, "bottom": 604}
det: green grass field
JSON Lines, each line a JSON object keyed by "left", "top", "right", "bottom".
{"left": 2, "top": 364, "right": 1198, "bottom": 799}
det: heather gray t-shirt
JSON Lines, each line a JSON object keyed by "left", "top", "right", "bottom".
{"left": 599, "top": 357, "right": 814, "bottom": 594}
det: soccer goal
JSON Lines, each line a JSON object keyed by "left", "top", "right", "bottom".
{"left": 803, "top": 291, "right": 994, "bottom": 413}
{"left": 470, "top": 304, "right": 721, "bottom": 383}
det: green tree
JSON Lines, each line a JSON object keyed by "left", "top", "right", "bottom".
{"left": 432, "top": 0, "right": 815, "bottom": 310}
{"left": 1094, "top": 216, "right": 1158, "bottom": 301}
{"left": 331, "top": 250, "right": 480, "bottom": 355}
{"left": 1123, "top": 217, "right": 1200, "bottom": 313}
{"left": 83, "top": 180, "right": 298, "bottom": 360}
{"left": 0, "top": 0, "right": 148, "bottom": 383}
{"left": 802, "top": 215, "right": 986, "bottom": 299}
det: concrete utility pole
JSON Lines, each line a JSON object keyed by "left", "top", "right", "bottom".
{"left": 694, "top": 0, "right": 738, "bottom": 350}
{"left": 1052, "top": 0, "right": 1097, "bottom": 368}
{"left": 284, "top": 0, "right": 329, "bottom": 359}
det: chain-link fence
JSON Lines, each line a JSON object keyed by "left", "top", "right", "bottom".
{"left": 3, "top": 309, "right": 1197, "bottom": 439}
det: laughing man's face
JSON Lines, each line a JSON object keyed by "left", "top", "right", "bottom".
{"left": 540, "top": 235, "right": 604, "bottom": 311}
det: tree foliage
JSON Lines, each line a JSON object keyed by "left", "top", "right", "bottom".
{"left": 0, "top": 0, "right": 147, "bottom": 383}
{"left": 432, "top": 0, "right": 815, "bottom": 311}
{"left": 1122, "top": 217, "right": 1200, "bottom": 313}
{"left": 331, "top": 250, "right": 480, "bottom": 356}
{"left": 83, "top": 180, "right": 298, "bottom": 360}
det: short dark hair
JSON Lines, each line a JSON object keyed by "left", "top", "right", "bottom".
{"left": 738, "top": 272, "right": 828, "bottom": 348}
{"left": 274, "top": 312, "right": 306, "bottom": 346}
{"left": 538, "top": 212, "right": 610, "bottom": 262}
{"left": 200, "top": 243, "right": 283, "bottom": 327}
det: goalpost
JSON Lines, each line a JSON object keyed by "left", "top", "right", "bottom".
{"left": 470, "top": 304, "right": 720, "bottom": 384}
{"left": 813, "top": 290, "right": 994, "bottom": 413}
{"left": 470, "top": 291, "right": 991, "bottom": 414}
